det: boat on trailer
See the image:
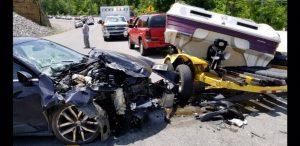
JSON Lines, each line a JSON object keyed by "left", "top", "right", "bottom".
{"left": 165, "top": 3, "right": 281, "bottom": 67}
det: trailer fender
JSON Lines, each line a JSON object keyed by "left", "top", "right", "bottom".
{"left": 164, "top": 54, "right": 209, "bottom": 72}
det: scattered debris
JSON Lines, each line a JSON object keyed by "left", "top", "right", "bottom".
{"left": 279, "top": 130, "right": 287, "bottom": 134}
{"left": 227, "top": 119, "right": 248, "bottom": 127}
{"left": 195, "top": 99, "right": 244, "bottom": 120}
{"left": 251, "top": 132, "right": 266, "bottom": 139}
{"left": 190, "top": 93, "right": 247, "bottom": 128}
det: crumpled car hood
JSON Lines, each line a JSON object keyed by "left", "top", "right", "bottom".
{"left": 89, "top": 49, "right": 154, "bottom": 77}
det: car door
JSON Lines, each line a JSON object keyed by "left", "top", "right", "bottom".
{"left": 136, "top": 17, "right": 146, "bottom": 45}
{"left": 130, "top": 17, "right": 140, "bottom": 45}
{"left": 13, "top": 60, "right": 49, "bottom": 135}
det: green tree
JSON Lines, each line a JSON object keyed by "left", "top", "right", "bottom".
{"left": 40, "top": 0, "right": 287, "bottom": 30}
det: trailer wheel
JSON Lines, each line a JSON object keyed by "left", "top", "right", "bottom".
{"left": 176, "top": 64, "right": 193, "bottom": 98}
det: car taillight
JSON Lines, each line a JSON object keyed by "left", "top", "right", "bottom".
{"left": 145, "top": 30, "right": 151, "bottom": 40}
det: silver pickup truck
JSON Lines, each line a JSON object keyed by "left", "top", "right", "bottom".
{"left": 101, "top": 16, "right": 129, "bottom": 41}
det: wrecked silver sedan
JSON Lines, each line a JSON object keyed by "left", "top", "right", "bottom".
{"left": 13, "top": 37, "right": 179, "bottom": 144}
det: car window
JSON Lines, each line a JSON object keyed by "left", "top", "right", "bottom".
{"left": 13, "top": 62, "right": 32, "bottom": 80}
{"left": 133, "top": 17, "right": 139, "bottom": 27}
{"left": 137, "top": 18, "right": 143, "bottom": 27}
{"left": 142, "top": 16, "right": 149, "bottom": 27}
{"left": 149, "top": 15, "right": 166, "bottom": 27}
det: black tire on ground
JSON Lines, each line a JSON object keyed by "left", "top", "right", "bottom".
{"left": 104, "top": 37, "right": 109, "bottom": 41}
{"left": 51, "top": 104, "right": 109, "bottom": 144}
{"left": 139, "top": 40, "right": 148, "bottom": 56}
{"left": 128, "top": 36, "right": 135, "bottom": 49}
{"left": 176, "top": 64, "right": 193, "bottom": 98}
{"left": 165, "top": 60, "right": 174, "bottom": 71}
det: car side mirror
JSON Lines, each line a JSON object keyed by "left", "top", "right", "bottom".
{"left": 17, "top": 71, "right": 33, "bottom": 85}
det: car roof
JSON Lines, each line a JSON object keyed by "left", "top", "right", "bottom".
{"left": 13, "top": 37, "right": 40, "bottom": 45}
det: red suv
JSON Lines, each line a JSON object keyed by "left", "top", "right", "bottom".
{"left": 128, "top": 13, "right": 170, "bottom": 56}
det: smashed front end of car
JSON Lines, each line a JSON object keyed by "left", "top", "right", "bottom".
{"left": 41, "top": 49, "right": 180, "bottom": 141}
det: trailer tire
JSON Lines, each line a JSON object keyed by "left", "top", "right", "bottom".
{"left": 176, "top": 64, "right": 193, "bottom": 98}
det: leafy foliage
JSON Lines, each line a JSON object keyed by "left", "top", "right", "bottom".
{"left": 41, "top": 0, "right": 287, "bottom": 30}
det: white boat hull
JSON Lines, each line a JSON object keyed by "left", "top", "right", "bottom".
{"left": 165, "top": 3, "right": 281, "bottom": 67}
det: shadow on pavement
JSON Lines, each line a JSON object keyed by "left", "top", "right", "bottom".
{"left": 97, "top": 108, "right": 168, "bottom": 146}
{"left": 104, "top": 36, "right": 128, "bottom": 42}
{"left": 131, "top": 46, "right": 168, "bottom": 60}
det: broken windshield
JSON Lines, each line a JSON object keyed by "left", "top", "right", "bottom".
{"left": 13, "top": 39, "right": 87, "bottom": 76}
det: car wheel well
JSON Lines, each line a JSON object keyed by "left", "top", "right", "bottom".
{"left": 45, "top": 105, "right": 61, "bottom": 131}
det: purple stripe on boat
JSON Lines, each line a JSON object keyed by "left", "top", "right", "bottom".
{"left": 166, "top": 15, "right": 278, "bottom": 54}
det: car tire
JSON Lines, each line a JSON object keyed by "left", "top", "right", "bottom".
{"left": 104, "top": 37, "right": 109, "bottom": 41}
{"left": 175, "top": 64, "right": 193, "bottom": 99}
{"left": 139, "top": 40, "right": 148, "bottom": 56}
{"left": 128, "top": 36, "right": 135, "bottom": 49}
{"left": 165, "top": 60, "right": 174, "bottom": 71}
{"left": 51, "top": 104, "right": 110, "bottom": 144}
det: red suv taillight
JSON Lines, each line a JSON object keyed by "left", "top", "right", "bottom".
{"left": 145, "top": 30, "right": 151, "bottom": 40}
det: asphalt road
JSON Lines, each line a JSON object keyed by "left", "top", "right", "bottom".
{"left": 13, "top": 19, "right": 287, "bottom": 146}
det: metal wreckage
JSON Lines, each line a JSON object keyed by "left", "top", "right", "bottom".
{"left": 29, "top": 49, "right": 183, "bottom": 143}
{"left": 16, "top": 47, "right": 248, "bottom": 144}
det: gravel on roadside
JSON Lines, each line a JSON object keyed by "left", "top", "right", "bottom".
{"left": 13, "top": 12, "right": 54, "bottom": 37}
{"left": 13, "top": 12, "right": 74, "bottom": 37}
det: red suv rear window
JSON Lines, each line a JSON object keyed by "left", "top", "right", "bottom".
{"left": 149, "top": 15, "right": 166, "bottom": 28}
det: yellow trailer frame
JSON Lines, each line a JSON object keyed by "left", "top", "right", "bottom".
{"left": 163, "top": 51, "right": 287, "bottom": 94}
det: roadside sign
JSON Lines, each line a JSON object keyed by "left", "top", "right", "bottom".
{"left": 147, "top": 5, "right": 154, "bottom": 12}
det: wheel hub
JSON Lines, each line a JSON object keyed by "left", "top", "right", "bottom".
{"left": 75, "top": 121, "right": 81, "bottom": 126}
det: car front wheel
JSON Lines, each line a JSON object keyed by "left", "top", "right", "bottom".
{"left": 51, "top": 104, "right": 110, "bottom": 144}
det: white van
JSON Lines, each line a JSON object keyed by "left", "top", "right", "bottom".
{"left": 100, "top": 6, "right": 130, "bottom": 22}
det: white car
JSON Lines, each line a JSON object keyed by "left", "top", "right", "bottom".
{"left": 74, "top": 20, "right": 83, "bottom": 28}
{"left": 86, "top": 16, "right": 94, "bottom": 25}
